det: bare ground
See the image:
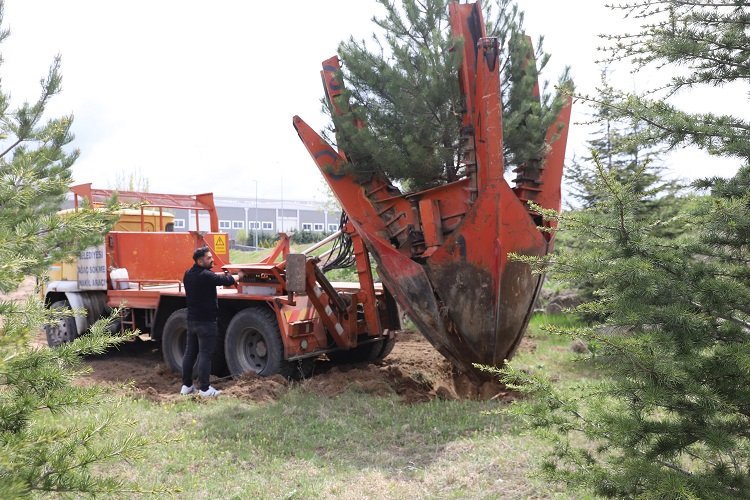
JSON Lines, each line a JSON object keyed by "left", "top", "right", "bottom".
{"left": 3, "top": 276, "right": 38, "bottom": 302}
{"left": 76, "top": 330, "right": 523, "bottom": 405}
{"left": 5, "top": 277, "right": 522, "bottom": 405}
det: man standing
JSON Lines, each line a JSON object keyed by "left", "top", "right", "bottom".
{"left": 180, "top": 246, "right": 235, "bottom": 397}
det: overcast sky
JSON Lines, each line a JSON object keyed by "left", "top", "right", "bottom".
{"left": 2, "top": 0, "right": 744, "bottom": 202}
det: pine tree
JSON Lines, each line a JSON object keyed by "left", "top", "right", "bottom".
{"left": 565, "top": 70, "right": 677, "bottom": 211}
{"left": 500, "top": 161, "right": 750, "bottom": 498}
{"left": 331, "top": 0, "right": 571, "bottom": 191}
{"left": 560, "top": 70, "right": 683, "bottom": 310}
{"left": 496, "top": 1, "right": 750, "bottom": 497}
{"left": 0, "top": 2, "right": 151, "bottom": 495}
{"left": 600, "top": 0, "right": 750, "bottom": 158}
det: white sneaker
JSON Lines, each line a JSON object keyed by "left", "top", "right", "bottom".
{"left": 180, "top": 385, "right": 195, "bottom": 395}
{"left": 198, "top": 386, "right": 221, "bottom": 397}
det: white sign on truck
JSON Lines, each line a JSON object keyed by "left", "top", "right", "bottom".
{"left": 77, "top": 245, "right": 108, "bottom": 290}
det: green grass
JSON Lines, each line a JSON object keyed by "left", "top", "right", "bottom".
{"left": 230, "top": 242, "right": 336, "bottom": 265}
{"left": 230, "top": 244, "right": 366, "bottom": 282}
{"left": 516, "top": 312, "right": 599, "bottom": 384}
{"left": 229, "top": 248, "right": 271, "bottom": 263}
{"left": 528, "top": 312, "right": 584, "bottom": 331}
{"left": 58, "top": 392, "right": 568, "bottom": 499}
{"left": 42, "top": 313, "right": 595, "bottom": 499}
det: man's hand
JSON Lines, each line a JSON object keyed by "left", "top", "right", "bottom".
{"left": 220, "top": 268, "right": 236, "bottom": 288}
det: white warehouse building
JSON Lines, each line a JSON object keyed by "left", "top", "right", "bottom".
{"left": 170, "top": 196, "right": 341, "bottom": 241}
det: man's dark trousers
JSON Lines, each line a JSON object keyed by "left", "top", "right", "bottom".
{"left": 182, "top": 320, "right": 217, "bottom": 391}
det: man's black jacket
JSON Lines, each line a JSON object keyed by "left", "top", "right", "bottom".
{"left": 183, "top": 264, "right": 235, "bottom": 322}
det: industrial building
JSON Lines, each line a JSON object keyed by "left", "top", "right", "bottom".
{"left": 63, "top": 192, "right": 341, "bottom": 244}
{"left": 170, "top": 195, "right": 341, "bottom": 242}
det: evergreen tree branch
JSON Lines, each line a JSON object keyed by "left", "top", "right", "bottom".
{"left": 607, "top": 1, "right": 748, "bottom": 12}
{"left": 0, "top": 56, "right": 62, "bottom": 160}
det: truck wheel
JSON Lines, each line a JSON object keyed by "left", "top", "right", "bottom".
{"left": 162, "top": 309, "right": 193, "bottom": 375}
{"left": 211, "top": 328, "right": 229, "bottom": 378}
{"left": 45, "top": 300, "right": 78, "bottom": 347}
{"left": 224, "top": 307, "right": 292, "bottom": 378}
{"left": 331, "top": 335, "right": 396, "bottom": 364}
{"left": 375, "top": 334, "right": 397, "bottom": 360}
{"left": 162, "top": 308, "right": 228, "bottom": 377}
{"left": 296, "top": 358, "right": 316, "bottom": 379}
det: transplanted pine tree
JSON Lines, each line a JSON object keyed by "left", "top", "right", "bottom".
{"left": 0, "top": 2, "right": 151, "bottom": 495}
{"left": 331, "top": 0, "right": 572, "bottom": 191}
{"left": 497, "top": 1, "right": 750, "bottom": 497}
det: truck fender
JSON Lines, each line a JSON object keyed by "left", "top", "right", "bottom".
{"left": 63, "top": 291, "right": 108, "bottom": 334}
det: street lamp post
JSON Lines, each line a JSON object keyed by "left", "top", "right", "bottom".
{"left": 280, "top": 176, "right": 284, "bottom": 233}
{"left": 253, "top": 180, "right": 259, "bottom": 249}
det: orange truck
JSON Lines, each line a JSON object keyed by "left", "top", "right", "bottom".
{"left": 42, "top": 184, "right": 400, "bottom": 378}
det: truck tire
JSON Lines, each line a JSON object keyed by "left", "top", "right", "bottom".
{"left": 295, "top": 358, "right": 316, "bottom": 379}
{"left": 162, "top": 308, "right": 190, "bottom": 374}
{"left": 330, "top": 335, "right": 396, "bottom": 364}
{"left": 162, "top": 308, "right": 229, "bottom": 377}
{"left": 224, "top": 307, "right": 293, "bottom": 378}
{"left": 45, "top": 300, "right": 78, "bottom": 347}
{"left": 375, "top": 334, "right": 397, "bottom": 360}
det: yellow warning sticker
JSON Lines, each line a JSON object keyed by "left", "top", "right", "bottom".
{"left": 214, "top": 234, "right": 227, "bottom": 254}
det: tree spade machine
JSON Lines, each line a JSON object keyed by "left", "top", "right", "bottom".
{"left": 293, "top": 1, "right": 572, "bottom": 379}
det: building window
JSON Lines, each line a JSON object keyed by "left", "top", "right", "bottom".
{"left": 219, "top": 220, "right": 231, "bottom": 230}
{"left": 262, "top": 221, "right": 273, "bottom": 230}
{"left": 174, "top": 219, "right": 185, "bottom": 229}
{"left": 302, "top": 223, "right": 313, "bottom": 231}
{"left": 328, "top": 223, "right": 338, "bottom": 232}
{"left": 313, "top": 223, "right": 324, "bottom": 231}
{"left": 249, "top": 221, "right": 260, "bottom": 230}
{"left": 232, "top": 221, "right": 245, "bottom": 229}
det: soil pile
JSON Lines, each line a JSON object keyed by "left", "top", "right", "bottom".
{"left": 76, "top": 330, "right": 520, "bottom": 404}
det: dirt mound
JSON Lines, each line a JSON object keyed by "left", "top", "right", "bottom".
{"left": 75, "top": 339, "right": 183, "bottom": 402}
{"left": 75, "top": 330, "right": 520, "bottom": 404}
{"left": 299, "top": 331, "right": 518, "bottom": 403}
{"left": 221, "top": 372, "right": 290, "bottom": 402}
{"left": 5, "top": 276, "right": 520, "bottom": 404}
